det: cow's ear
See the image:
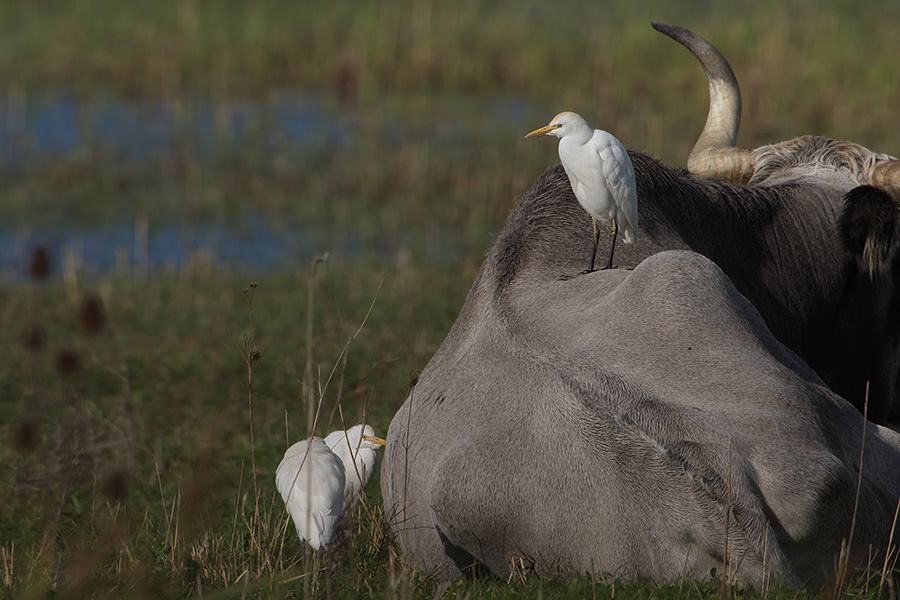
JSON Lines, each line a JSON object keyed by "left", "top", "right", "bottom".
{"left": 839, "top": 185, "right": 900, "bottom": 279}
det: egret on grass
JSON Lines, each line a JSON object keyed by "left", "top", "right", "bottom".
{"left": 275, "top": 437, "right": 345, "bottom": 550}
{"left": 526, "top": 112, "right": 638, "bottom": 272}
{"left": 324, "top": 424, "right": 387, "bottom": 511}
{"left": 275, "top": 424, "right": 386, "bottom": 550}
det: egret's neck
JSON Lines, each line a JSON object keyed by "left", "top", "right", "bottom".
{"left": 558, "top": 127, "right": 592, "bottom": 165}
{"left": 565, "top": 124, "right": 593, "bottom": 146}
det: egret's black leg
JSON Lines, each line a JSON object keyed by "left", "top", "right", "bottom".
{"left": 586, "top": 219, "right": 601, "bottom": 274}
{"left": 602, "top": 224, "right": 618, "bottom": 270}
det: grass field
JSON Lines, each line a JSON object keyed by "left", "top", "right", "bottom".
{"left": 3, "top": 0, "right": 900, "bottom": 597}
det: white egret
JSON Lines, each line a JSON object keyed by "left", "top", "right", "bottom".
{"left": 275, "top": 437, "right": 346, "bottom": 550}
{"left": 324, "top": 424, "right": 386, "bottom": 511}
{"left": 526, "top": 112, "right": 638, "bottom": 272}
{"left": 275, "top": 424, "right": 386, "bottom": 550}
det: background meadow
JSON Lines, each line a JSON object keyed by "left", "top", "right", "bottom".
{"left": 2, "top": 1, "right": 900, "bottom": 597}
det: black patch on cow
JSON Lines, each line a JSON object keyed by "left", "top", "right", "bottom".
{"left": 838, "top": 185, "right": 900, "bottom": 279}
{"left": 437, "top": 527, "right": 493, "bottom": 579}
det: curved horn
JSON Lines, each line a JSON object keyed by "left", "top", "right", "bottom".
{"left": 651, "top": 22, "right": 754, "bottom": 184}
{"left": 870, "top": 160, "right": 900, "bottom": 200}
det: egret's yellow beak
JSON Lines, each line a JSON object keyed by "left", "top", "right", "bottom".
{"left": 365, "top": 435, "right": 387, "bottom": 446}
{"left": 524, "top": 124, "right": 558, "bottom": 139}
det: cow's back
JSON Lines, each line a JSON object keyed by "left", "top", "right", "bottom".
{"left": 382, "top": 249, "right": 900, "bottom": 588}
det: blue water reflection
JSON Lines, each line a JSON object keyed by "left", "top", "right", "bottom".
{"left": 2, "top": 219, "right": 330, "bottom": 280}
{"left": 0, "top": 93, "right": 544, "bottom": 278}
{"left": 0, "top": 93, "right": 541, "bottom": 162}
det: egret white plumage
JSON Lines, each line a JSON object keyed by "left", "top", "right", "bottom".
{"left": 275, "top": 437, "right": 345, "bottom": 550}
{"left": 324, "top": 424, "right": 387, "bottom": 511}
{"left": 275, "top": 424, "right": 385, "bottom": 550}
{"left": 526, "top": 112, "right": 638, "bottom": 272}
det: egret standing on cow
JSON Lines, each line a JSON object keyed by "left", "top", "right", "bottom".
{"left": 526, "top": 112, "right": 638, "bottom": 272}
{"left": 275, "top": 424, "right": 385, "bottom": 550}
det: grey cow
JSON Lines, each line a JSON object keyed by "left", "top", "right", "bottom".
{"left": 538, "top": 22, "right": 900, "bottom": 423}
{"left": 383, "top": 247, "right": 900, "bottom": 589}
{"left": 382, "top": 23, "right": 900, "bottom": 591}
{"left": 630, "top": 23, "right": 900, "bottom": 423}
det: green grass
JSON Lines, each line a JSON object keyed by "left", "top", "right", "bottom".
{"left": 4, "top": 0, "right": 900, "bottom": 597}
{"left": 1, "top": 258, "right": 473, "bottom": 598}
{"left": 0, "top": 0, "right": 900, "bottom": 237}
{"left": 0, "top": 97, "right": 549, "bottom": 245}
{"left": 3, "top": 2, "right": 900, "bottom": 123}
{"left": 5, "top": 260, "right": 890, "bottom": 598}
{"left": 3, "top": 0, "right": 900, "bottom": 236}
{"left": 4, "top": 266, "right": 895, "bottom": 597}
{"left": 3, "top": 0, "right": 900, "bottom": 112}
